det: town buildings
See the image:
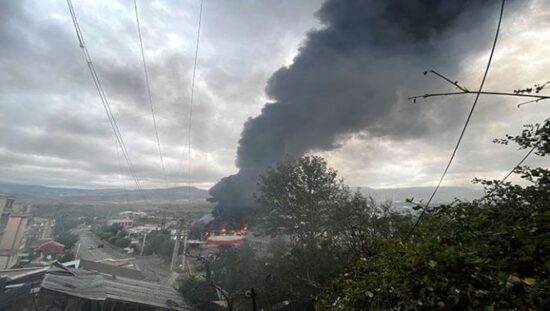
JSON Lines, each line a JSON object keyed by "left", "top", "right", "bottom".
{"left": 0, "top": 196, "right": 32, "bottom": 269}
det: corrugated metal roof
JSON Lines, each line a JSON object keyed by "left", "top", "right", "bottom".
{"left": 41, "top": 268, "right": 192, "bottom": 310}
{"left": 78, "top": 259, "right": 145, "bottom": 280}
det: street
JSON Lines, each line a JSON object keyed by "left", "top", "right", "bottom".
{"left": 73, "top": 228, "right": 126, "bottom": 261}
{"left": 73, "top": 227, "right": 173, "bottom": 283}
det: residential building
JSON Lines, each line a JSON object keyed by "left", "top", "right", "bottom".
{"left": 0, "top": 212, "right": 32, "bottom": 269}
{"left": 107, "top": 217, "right": 133, "bottom": 228}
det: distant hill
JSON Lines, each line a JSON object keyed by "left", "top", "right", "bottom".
{"left": 0, "top": 182, "right": 483, "bottom": 208}
{"left": 356, "top": 186, "right": 484, "bottom": 205}
{"left": 0, "top": 182, "right": 209, "bottom": 205}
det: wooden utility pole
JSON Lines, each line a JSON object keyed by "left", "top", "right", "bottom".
{"left": 181, "top": 230, "right": 188, "bottom": 271}
{"left": 170, "top": 226, "right": 181, "bottom": 271}
{"left": 250, "top": 288, "right": 258, "bottom": 311}
{"left": 140, "top": 232, "right": 147, "bottom": 256}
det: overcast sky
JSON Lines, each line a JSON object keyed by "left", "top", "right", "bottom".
{"left": 0, "top": 0, "right": 549, "bottom": 190}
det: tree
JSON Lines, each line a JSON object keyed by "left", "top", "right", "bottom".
{"left": 255, "top": 155, "right": 412, "bottom": 310}
{"left": 179, "top": 276, "right": 220, "bottom": 311}
{"left": 114, "top": 237, "right": 131, "bottom": 248}
{"left": 318, "top": 121, "right": 550, "bottom": 310}
{"left": 55, "top": 231, "right": 79, "bottom": 249}
{"left": 328, "top": 192, "right": 411, "bottom": 259}
{"left": 256, "top": 155, "right": 347, "bottom": 247}
{"left": 142, "top": 230, "right": 175, "bottom": 261}
{"left": 58, "top": 251, "right": 75, "bottom": 263}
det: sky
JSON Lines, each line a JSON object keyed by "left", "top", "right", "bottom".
{"left": 0, "top": 0, "right": 549, "bottom": 191}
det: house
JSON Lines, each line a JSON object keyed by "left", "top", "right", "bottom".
{"left": 78, "top": 258, "right": 145, "bottom": 280}
{"left": 38, "top": 240, "right": 65, "bottom": 257}
{"left": 0, "top": 212, "right": 32, "bottom": 269}
{"left": 107, "top": 217, "right": 133, "bottom": 228}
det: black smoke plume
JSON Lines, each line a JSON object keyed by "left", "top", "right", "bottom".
{"left": 209, "top": 0, "right": 505, "bottom": 224}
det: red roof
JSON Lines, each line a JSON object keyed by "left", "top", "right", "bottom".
{"left": 206, "top": 235, "right": 244, "bottom": 247}
{"left": 31, "top": 238, "right": 53, "bottom": 248}
{"left": 38, "top": 240, "right": 65, "bottom": 255}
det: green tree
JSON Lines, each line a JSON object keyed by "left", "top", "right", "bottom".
{"left": 143, "top": 230, "right": 175, "bottom": 261}
{"left": 114, "top": 237, "right": 130, "bottom": 248}
{"left": 318, "top": 121, "right": 550, "bottom": 310}
{"left": 58, "top": 251, "right": 75, "bottom": 263}
{"left": 55, "top": 231, "right": 78, "bottom": 249}
{"left": 256, "top": 155, "right": 348, "bottom": 247}
{"left": 255, "top": 155, "right": 411, "bottom": 310}
{"left": 179, "top": 276, "right": 220, "bottom": 311}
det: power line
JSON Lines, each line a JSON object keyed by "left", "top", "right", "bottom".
{"left": 404, "top": 0, "right": 506, "bottom": 241}
{"left": 66, "top": 0, "right": 148, "bottom": 203}
{"left": 500, "top": 145, "right": 536, "bottom": 183}
{"left": 133, "top": 0, "right": 167, "bottom": 182}
{"left": 185, "top": 0, "right": 204, "bottom": 191}
{"left": 409, "top": 91, "right": 550, "bottom": 103}
{"left": 116, "top": 142, "right": 132, "bottom": 208}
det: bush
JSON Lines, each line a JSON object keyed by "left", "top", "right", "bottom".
{"left": 55, "top": 231, "right": 78, "bottom": 249}
{"left": 59, "top": 251, "right": 75, "bottom": 263}
{"left": 318, "top": 120, "right": 550, "bottom": 310}
{"left": 179, "top": 277, "right": 218, "bottom": 309}
{"left": 115, "top": 237, "right": 131, "bottom": 248}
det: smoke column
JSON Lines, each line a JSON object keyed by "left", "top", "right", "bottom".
{"left": 209, "top": 0, "right": 506, "bottom": 224}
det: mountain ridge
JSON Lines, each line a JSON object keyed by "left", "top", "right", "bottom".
{"left": 0, "top": 182, "right": 483, "bottom": 206}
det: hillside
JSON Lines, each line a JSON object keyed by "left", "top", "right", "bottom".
{"left": 357, "top": 186, "right": 484, "bottom": 205}
{"left": 0, "top": 182, "right": 210, "bottom": 205}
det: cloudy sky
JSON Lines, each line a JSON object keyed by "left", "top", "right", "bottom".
{"left": 0, "top": 0, "right": 549, "bottom": 191}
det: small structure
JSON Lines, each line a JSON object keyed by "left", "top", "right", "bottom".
{"left": 119, "top": 210, "right": 147, "bottom": 218}
{"left": 206, "top": 235, "right": 244, "bottom": 247}
{"left": 107, "top": 217, "right": 133, "bottom": 228}
{"left": 38, "top": 240, "right": 64, "bottom": 257}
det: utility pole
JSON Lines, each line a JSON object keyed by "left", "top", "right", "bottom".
{"left": 170, "top": 226, "right": 181, "bottom": 271}
{"left": 170, "top": 218, "right": 187, "bottom": 271}
{"left": 75, "top": 243, "right": 81, "bottom": 259}
{"left": 140, "top": 232, "right": 147, "bottom": 256}
{"left": 250, "top": 288, "right": 257, "bottom": 311}
{"left": 181, "top": 230, "right": 188, "bottom": 272}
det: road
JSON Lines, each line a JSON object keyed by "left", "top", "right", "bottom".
{"left": 73, "top": 228, "right": 173, "bottom": 283}
{"left": 74, "top": 228, "right": 126, "bottom": 261}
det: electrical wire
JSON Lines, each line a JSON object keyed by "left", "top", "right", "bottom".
{"left": 67, "top": 0, "right": 148, "bottom": 203}
{"left": 185, "top": 0, "right": 204, "bottom": 192}
{"left": 134, "top": 0, "right": 167, "bottom": 182}
{"left": 404, "top": 0, "right": 506, "bottom": 241}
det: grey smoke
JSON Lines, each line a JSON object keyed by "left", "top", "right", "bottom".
{"left": 209, "top": 0, "right": 509, "bottom": 223}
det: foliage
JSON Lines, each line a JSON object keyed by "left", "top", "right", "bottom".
{"left": 493, "top": 118, "right": 549, "bottom": 156}
{"left": 179, "top": 276, "right": 220, "bottom": 310}
{"left": 196, "top": 155, "right": 411, "bottom": 310}
{"left": 256, "top": 155, "right": 347, "bottom": 247}
{"left": 142, "top": 230, "right": 174, "bottom": 260}
{"left": 102, "top": 223, "right": 123, "bottom": 235}
{"left": 318, "top": 123, "right": 550, "bottom": 310}
{"left": 58, "top": 251, "right": 75, "bottom": 263}
{"left": 96, "top": 224, "right": 130, "bottom": 248}
{"left": 52, "top": 207, "right": 80, "bottom": 249}
{"left": 114, "top": 237, "right": 131, "bottom": 248}
{"left": 55, "top": 231, "right": 79, "bottom": 249}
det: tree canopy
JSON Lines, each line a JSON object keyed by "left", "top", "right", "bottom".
{"left": 318, "top": 120, "right": 550, "bottom": 310}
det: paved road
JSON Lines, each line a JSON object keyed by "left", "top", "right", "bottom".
{"left": 73, "top": 228, "right": 173, "bottom": 283}
{"left": 74, "top": 228, "right": 127, "bottom": 261}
